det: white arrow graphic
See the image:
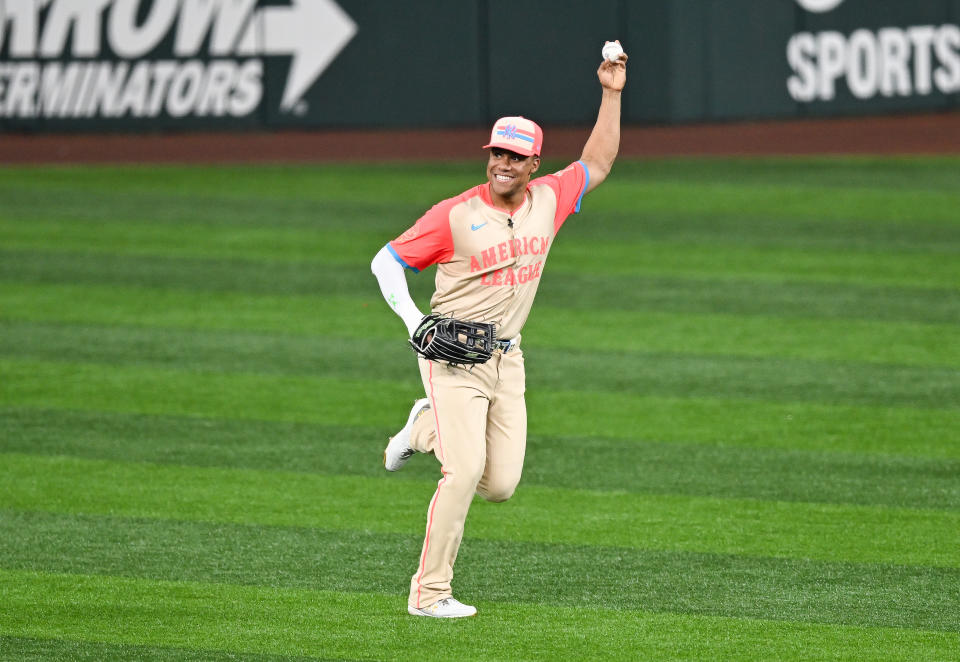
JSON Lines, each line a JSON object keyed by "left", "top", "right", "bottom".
{"left": 239, "top": 0, "right": 357, "bottom": 112}
{"left": 794, "top": 0, "right": 845, "bottom": 12}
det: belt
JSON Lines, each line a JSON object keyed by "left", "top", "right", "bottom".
{"left": 496, "top": 338, "right": 518, "bottom": 353}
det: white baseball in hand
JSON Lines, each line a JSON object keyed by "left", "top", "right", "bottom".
{"left": 602, "top": 40, "right": 624, "bottom": 62}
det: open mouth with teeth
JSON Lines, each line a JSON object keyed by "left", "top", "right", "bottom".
{"left": 494, "top": 174, "right": 514, "bottom": 182}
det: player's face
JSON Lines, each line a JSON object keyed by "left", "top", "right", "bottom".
{"left": 487, "top": 148, "right": 540, "bottom": 201}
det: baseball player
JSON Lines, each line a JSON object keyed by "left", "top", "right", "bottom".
{"left": 370, "top": 43, "right": 627, "bottom": 618}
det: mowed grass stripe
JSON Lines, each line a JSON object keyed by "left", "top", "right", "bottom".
{"left": 587, "top": 179, "right": 960, "bottom": 229}
{"left": 563, "top": 206, "right": 960, "bottom": 250}
{"left": 529, "top": 307, "right": 960, "bottom": 367}
{"left": 605, "top": 156, "right": 960, "bottom": 195}
{"left": 2, "top": 569, "right": 957, "bottom": 662}
{"left": 0, "top": 181, "right": 437, "bottom": 234}
{"left": 2, "top": 511, "right": 958, "bottom": 631}
{"left": 4, "top": 253, "right": 958, "bottom": 324}
{"left": 3, "top": 217, "right": 956, "bottom": 289}
{"left": 4, "top": 321, "right": 958, "bottom": 409}
{"left": 550, "top": 239, "right": 960, "bottom": 289}
{"left": 0, "top": 358, "right": 418, "bottom": 424}
{"left": 4, "top": 453, "right": 959, "bottom": 567}
{"left": 0, "top": 218, "right": 384, "bottom": 265}
{"left": 0, "top": 252, "right": 399, "bottom": 299}
{"left": 0, "top": 162, "right": 482, "bottom": 208}
{"left": 8, "top": 156, "right": 960, "bottom": 191}
{"left": 0, "top": 281, "right": 397, "bottom": 337}
{"left": 529, "top": 388, "right": 960, "bottom": 459}
{"left": 539, "top": 272, "right": 960, "bottom": 324}
{"left": 4, "top": 408, "right": 958, "bottom": 510}
{"left": 5, "top": 192, "right": 958, "bottom": 252}
{"left": 0, "top": 637, "right": 316, "bottom": 662}
{"left": 4, "top": 158, "right": 959, "bottom": 224}
{"left": 528, "top": 347, "right": 960, "bottom": 408}
{"left": 2, "top": 281, "right": 958, "bottom": 367}
{"left": 3, "top": 358, "right": 957, "bottom": 459}
{"left": 593, "top": 161, "right": 960, "bottom": 224}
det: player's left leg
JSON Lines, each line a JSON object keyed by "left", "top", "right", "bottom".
{"left": 476, "top": 347, "right": 527, "bottom": 502}
{"left": 384, "top": 398, "right": 431, "bottom": 471}
{"left": 407, "top": 358, "right": 492, "bottom": 613}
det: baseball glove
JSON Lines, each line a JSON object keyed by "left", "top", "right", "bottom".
{"left": 409, "top": 313, "right": 496, "bottom": 366}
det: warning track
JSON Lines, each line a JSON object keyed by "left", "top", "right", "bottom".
{"left": 1, "top": 111, "right": 957, "bottom": 165}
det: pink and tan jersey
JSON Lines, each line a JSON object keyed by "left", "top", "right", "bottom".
{"left": 388, "top": 161, "right": 589, "bottom": 340}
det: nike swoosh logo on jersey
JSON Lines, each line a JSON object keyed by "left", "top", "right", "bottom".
{"left": 471, "top": 222, "right": 488, "bottom": 231}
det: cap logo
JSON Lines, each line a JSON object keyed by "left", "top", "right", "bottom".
{"left": 496, "top": 124, "right": 535, "bottom": 144}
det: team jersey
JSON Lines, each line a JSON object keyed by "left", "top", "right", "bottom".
{"left": 388, "top": 161, "right": 589, "bottom": 340}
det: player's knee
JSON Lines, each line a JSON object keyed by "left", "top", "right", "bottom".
{"left": 444, "top": 464, "right": 486, "bottom": 494}
{"left": 483, "top": 487, "right": 515, "bottom": 503}
{"left": 477, "top": 476, "right": 519, "bottom": 503}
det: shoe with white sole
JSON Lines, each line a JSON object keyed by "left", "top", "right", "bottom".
{"left": 384, "top": 398, "right": 430, "bottom": 472}
{"left": 408, "top": 597, "right": 477, "bottom": 618}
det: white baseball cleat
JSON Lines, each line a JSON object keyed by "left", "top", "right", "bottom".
{"left": 383, "top": 398, "right": 430, "bottom": 472}
{"left": 408, "top": 597, "right": 477, "bottom": 618}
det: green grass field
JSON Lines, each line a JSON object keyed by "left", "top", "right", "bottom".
{"left": 1, "top": 156, "right": 958, "bottom": 661}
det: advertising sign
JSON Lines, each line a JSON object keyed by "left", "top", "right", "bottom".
{"left": 787, "top": 0, "right": 960, "bottom": 105}
{"left": 0, "top": 0, "right": 356, "bottom": 128}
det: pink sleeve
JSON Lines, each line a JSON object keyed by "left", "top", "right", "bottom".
{"left": 534, "top": 161, "right": 590, "bottom": 233}
{"left": 387, "top": 197, "right": 458, "bottom": 272}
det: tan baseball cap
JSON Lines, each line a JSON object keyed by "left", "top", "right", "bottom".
{"left": 482, "top": 116, "right": 543, "bottom": 157}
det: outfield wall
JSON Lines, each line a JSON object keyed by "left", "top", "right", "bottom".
{"left": 0, "top": 0, "right": 958, "bottom": 133}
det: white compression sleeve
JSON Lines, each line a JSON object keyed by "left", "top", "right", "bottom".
{"left": 371, "top": 244, "right": 425, "bottom": 337}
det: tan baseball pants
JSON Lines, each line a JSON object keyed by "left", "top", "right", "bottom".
{"left": 407, "top": 346, "right": 527, "bottom": 609}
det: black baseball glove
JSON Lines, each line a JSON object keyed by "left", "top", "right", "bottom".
{"left": 409, "top": 313, "right": 496, "bottom": 365}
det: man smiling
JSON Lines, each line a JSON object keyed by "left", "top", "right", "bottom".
{"left": 370, "top": 42, "right": 628, "bottom": 619}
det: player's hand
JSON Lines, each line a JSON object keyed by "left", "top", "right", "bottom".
{"left": 598, "top": 49, "right": 627, "bottom": 92}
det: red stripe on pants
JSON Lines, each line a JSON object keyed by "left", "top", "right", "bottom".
{"left": 414, "top": 361, "right": 445, "bottom": 608}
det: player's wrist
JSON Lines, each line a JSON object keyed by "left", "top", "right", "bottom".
{"left": 403, "top": 309, "right": 425, "bottom": 338}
